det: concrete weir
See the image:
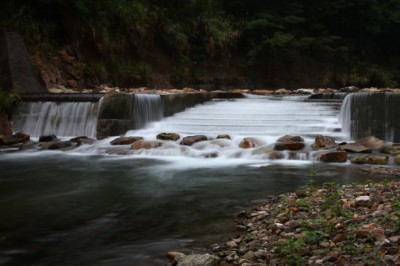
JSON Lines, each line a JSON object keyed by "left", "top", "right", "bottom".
{"left": 339, "top": 92, "right": 400, "bottom": 142}
{"left": 96, "top": 92, "right": 243, "bottom": 138}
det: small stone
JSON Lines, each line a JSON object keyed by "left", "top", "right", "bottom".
{"left": 355, "top": 195, "right": 371, "bottom": 207}
{"left": 226, "top": 241, "right": 238, "bottom": 248}
{"left": 332, "top": 234, "right": 344, "bottom": 243}
{"left": 274, "top": 223, "right": 284, "bottom": 229}
{"left": 337, "top": 255, "right": 351, "bottom": 265}
{"left": 242, "top": 251, "right": 255, "bottom": 261}
{"left": 319, "top": 242, "right": 330, "bottom": 248}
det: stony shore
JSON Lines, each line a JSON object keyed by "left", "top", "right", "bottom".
{"left": 168, "top": 178, "right": 400, "bottom": 266}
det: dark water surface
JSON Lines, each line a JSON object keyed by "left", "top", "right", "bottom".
{"left": 0, "top": 153, "right": 373, "bottom": 266}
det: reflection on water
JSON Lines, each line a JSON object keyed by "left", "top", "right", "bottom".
{"left": 0, "top": 154, "right": 374, "bottom": 265}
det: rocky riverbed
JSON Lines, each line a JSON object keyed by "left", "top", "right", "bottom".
{"left": 168, "top": 179, "right": 400, "bottom": 266}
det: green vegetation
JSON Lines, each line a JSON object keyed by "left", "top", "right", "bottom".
{"left": 0, "top": 88, "right": 20, "bottom": 116}
{"left": 1, "top": 0, "right": 399, "bottom": 88}
{"left": 274, "top": 237, "right": 306, "bottom": 265}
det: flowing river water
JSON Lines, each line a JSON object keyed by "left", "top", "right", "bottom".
{"left": 0, "top": 95, "right": 378, "bottom": 265}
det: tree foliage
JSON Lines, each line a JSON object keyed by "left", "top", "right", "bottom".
{"left": 0, "top": 0, "right": 399, "bottom": 87}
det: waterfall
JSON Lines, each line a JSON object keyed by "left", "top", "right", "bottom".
{"left": 12, "top": 101, "right": 99, "bottom": 138}
{"left": 132, "top": 94, "right": 163, "bottom": 129}
{"left": 338, "top": 93, "right": 352, "bottom": 138}
{"left": 338, "top": 93, "right": 400, "bottom": 142}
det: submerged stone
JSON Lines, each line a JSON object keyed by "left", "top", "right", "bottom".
{"left": 180, "top": 135, "right": 207, "bottom": 146}
{"left": 0, "top": 132, "right": 30, "bottom": 145}
{"left": 338, "top": 143, "right": 371, "bottom": 153}
{"left": 316, "top": 151, "right": 347, "bottom": 163}
{"left": 39, "top": 135, "right": 58, "bottom": 142}
{"left": 131, "top": 140, "right": 162, "bottom": 150}
{"left": 312, "top": 134, "right": 336, "bottom": 150}
{"left": 40, "top": 140, "right": 72, "bottom": 150}
{"left": 110, "top": 136, "right": 143, "bottom": 145}
{"left": 239, "top": 137, "right": 265, "bottom": 149}
{"left": 351, "top": 155, "right": 388, "bottom": 165}
{"left": 156, "top": 133, "right": 180, "bottom": 141}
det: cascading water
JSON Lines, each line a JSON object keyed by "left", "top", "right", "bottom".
{"left": 12, "top": 101, "right": 99, "bottom": 138}
{"left": 132, "top": 94, "right": 163, "bottom": 129}
{"left": 338, "top": 93, "right": 400, "bottom": 142}
{"left": 121, "top": 95, "right": 344, "bottom": 164}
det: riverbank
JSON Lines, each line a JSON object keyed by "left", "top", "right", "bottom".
{"left": 168, "top": 178, "right": 400, "bottom": 265}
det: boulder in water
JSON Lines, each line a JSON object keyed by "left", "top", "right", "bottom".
{"left": 180, "top": 135, "right": 208, "bottom": 146}
{"left": 39, "top": 135, "right": 58, "bottom": 142}
{"left": 351, "top": 155, "right": 388, "bottom": 165}
{"left": 394, "top": 155, "right": 400, "bottom": 165}
{"left": 0, "top": 132, "right": 30, "bottom": 145}
{"left": 216, "top": 134, "right": 231, "bottom": 140}
{"left": 338, "top": 143, "right": 371, "bottom": 153}
{"left": 381, "top": 144, "right": 400, "bottom": 155}
{"left": 355, "top": 136, "right": 385, "bottom": 150}
{"left": 110, "top": 136, "right": 143, "bottom": 145}
{"left": 274, "top": 135, "right": 305, "bottom": 151}
{"left": 156, "top": 133, "right": 180, "bottom": 141}
{"left": 40, "top": 140, "right": 72, "bottom": 150}
{"left": 312, "top": 135, "right": 336, "bottom": 150}
{"left": 277, "top": 135, "right": 305, "bottom": 143}
{"left": 131, "top": 140, "right": 162, "bottom": 150}
{"left": 70, "top": 136, "right": 96, "bottom": 146}
{"left": 239, "top": 137, "right": 265, "bottom": 149}
{"left": 275, "top": 142, "right": 305, "bottom": 151}
{"left": 316, "top": 151, "right": 347, "bottom": 163}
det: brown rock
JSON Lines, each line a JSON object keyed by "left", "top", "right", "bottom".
{"left": 110, "top": 136, "right": 144, "bottom": 145}
{"left": 337, "top": 255, "right": 351, "bottom": 266}
{"left": 216, "top": 134, "right": 231, "bottom": 140}
{"left": 355, "top": 195, "right": 371, "bottom": 207}
{"left": 156, "top": 133, "right": 180, "bottom": 141}
{"left": 316, "top": 151, "right": 347, "bottom": 163}
{"left": 312, "top": 134, "right": 336, "bottom": 149}
{"left": 275, "top": 142, "right": 305, "bottom": 151}
{"left": 338, "top": 143, "right": 371, "bottom": 153}
{"left": 40, "top": 140, "right": 72, "bottom": 150}
{"left": 180, "top": 135, "right": 207, "bottom": 146}
{"left": 239, "top": 137, "right": 265, "bottom": 149}
{"left": 1, "top": 132, "right": 30, "bottom": 145}
{"left": 395, "top": 155, "right": 400, "bottom": 165}
{"left": 277, "top": 135, "right": 305, "bottom": 143}
{"left": 351, "top": 155, "right": 388, "bottom": 165}
{"left": 356, "top": 224, "right": 385, "bottom": 241}
{"left": 332, "top": 234, "right": 344, "bottom": 243}
{"left": 381, "top": 145, "right": 400, "bottom": 155}
{"left": 355, "top": 136, "right": 385, "bottom": 149}
{"left": 273, "top": 88, "right": 292, "bottom": 95}
{"left": 131, "top": 140, "right": 162, "bottom": 150}
{"left": 70, "top": 136, "right": 96, "bottom": 145}
{"left": 274, "top": 135, "right": 305, "bottom": 151}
